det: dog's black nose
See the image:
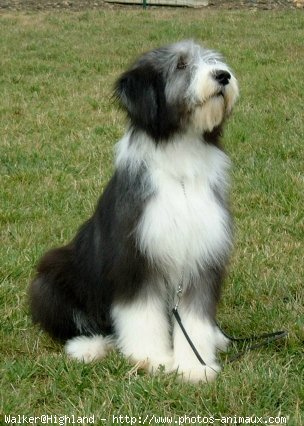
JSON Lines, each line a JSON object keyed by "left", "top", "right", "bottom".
{"left": 214, "top": 70, "right": 231, "bottom": 86}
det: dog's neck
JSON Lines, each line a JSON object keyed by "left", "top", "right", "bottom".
{"left": 115, "top": 128, "right": 230, "bottom": 190}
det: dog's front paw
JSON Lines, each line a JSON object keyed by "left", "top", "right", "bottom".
{"left": 173, "top": 361, "right": 220, "bottom": 383}
{"left": 148, "top": 355, "right": 174, "bottom": 373}
{"left": 129, "top": 354, "right": 174, "bottom": 374}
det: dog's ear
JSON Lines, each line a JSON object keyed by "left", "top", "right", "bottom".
{"left": 114, "top": 65, "right": 178, "bottom": 141}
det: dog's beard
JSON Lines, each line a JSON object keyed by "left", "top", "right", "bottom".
{"left": 191, "top": 96, "right": 226, "bottom": 133}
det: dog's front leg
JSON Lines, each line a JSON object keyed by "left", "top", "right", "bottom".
{"left": 171, "top": 283, "right": 222, "bottom": 383}
{"left": 111, "top": 289, "right": 173, "bottom": 373}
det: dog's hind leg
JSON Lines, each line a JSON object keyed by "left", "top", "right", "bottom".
{"left": 30, "top": 273, "right": 113, "bottom": 362}
{"left": 29, "top": 274, "right": 80, "bottom": 341}
{"left": 65, "top": 335, "right": 113, "bottom": 363}
{"left": 29, "top": 245, "right": 101, "bottom": 342}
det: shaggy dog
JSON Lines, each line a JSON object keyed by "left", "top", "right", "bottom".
{"left": 29, "top": 40, "right": 239, "bottom": 383}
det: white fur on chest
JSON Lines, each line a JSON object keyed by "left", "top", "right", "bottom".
{"left": 136, "top": 136, "right": 232, "bottom": 279}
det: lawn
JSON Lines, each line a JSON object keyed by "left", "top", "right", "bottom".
{"left": 0, "top": 7, "right": 303, "bottom": 425}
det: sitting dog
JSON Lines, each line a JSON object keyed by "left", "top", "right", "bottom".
{"left": 29, "top": 40, "right": 239, "bottom": 383}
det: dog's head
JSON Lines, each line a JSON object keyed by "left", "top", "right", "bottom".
{"left": 115, "top": 40, "right": 239, "bottom": 142}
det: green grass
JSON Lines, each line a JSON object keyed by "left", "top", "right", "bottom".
{"left": 1, "top": 8, "right": 303, "bottom": 425}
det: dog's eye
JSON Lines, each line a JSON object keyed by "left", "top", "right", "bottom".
{"left": 177, "top": 57, "right": 188, "bottom": 70}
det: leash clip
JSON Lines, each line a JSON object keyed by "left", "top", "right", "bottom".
{"left": 174, "top": 283, "right": 183, "bottom": 311}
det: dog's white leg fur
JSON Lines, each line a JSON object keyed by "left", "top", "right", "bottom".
{"left": 172, "top": 307, "right": 220, "bottom": 383}
{"left": 214, "top": 326, "right": 230, "bottom": 352}
{"left": 65, "top": 335, "right": 113, "bottom": 363}
{"left": 112, "top": 295, "right": 173, "bottom": 372}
